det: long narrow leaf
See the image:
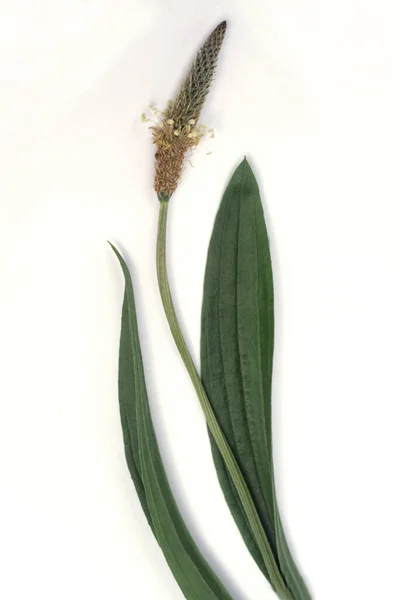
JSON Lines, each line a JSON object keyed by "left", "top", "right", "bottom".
{"left": 201, "top": 159, "right": 311, "bottom": 600}
{"left": 111, "top": 244, "right": 234, "bottom": 600}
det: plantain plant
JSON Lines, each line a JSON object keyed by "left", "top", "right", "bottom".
{"left": 111, "top": 21, "right": 311, "bottom": 600}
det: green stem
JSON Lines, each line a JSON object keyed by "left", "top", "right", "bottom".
{"left": 156, "top": 198, "right": 292, "bottom": 600}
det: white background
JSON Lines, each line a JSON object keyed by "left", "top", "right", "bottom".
{"left": 1, "top": 1, "right": 400, "bottom": 598}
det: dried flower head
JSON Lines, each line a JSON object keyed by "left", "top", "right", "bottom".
{"left": 153, "top": 21, "right": 227, "bottom": 200}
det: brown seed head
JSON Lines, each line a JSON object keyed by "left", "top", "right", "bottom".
{"left": 153, "top": 21, "right": 227, "bottom": 200}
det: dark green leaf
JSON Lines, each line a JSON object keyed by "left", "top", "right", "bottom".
{"left": 201, "top": 159, "right": 311, "bottom": 600}
{"left": 110, "top": 243, "right": 234, "bottom": 600}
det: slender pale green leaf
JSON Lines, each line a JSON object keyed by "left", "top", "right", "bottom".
{"left": 201, "top": 159, "right": 311, "bottom": 600}
{"left": 111, "top": 244, "right": 234, "bottom": 600}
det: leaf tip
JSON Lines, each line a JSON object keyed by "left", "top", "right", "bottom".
{"left": 241, "top": 156, "right": 252, "bottom": 173}
{"left": 108, "top": 240, "right": 118, "bottom": 254}
{"left": 108, "top": 241, "right": 125, "bottom": 268}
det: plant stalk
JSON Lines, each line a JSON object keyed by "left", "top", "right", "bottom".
{"left": 156, "top": 198, "right": 292, "bottom": 600}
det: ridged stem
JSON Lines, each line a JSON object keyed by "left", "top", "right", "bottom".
{"left": 156, "top": 198, "right": 292, "bottom": 600}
